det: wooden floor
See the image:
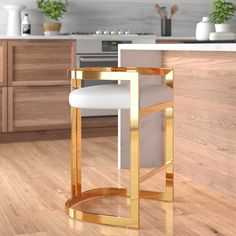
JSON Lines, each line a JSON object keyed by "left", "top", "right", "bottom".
{"left": 0, "top": 136, "right": 236, "bottom": 236}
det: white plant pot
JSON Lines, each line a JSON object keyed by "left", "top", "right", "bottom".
{"left": 4, "top": 5, "right": 25, "bottom": 36}
{"left": 215, "top": 24, "right": 231, "bottom": 32}
{"left": 44, "top": 31, "right": 60, "bottom": 36}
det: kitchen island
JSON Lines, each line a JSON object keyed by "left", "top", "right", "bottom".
{"left": 118, "top": 43, "right": 236, "bottom": 198}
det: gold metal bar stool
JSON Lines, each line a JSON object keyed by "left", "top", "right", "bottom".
{"left": 65, "top": 67, "right": 174, "bottom": 228}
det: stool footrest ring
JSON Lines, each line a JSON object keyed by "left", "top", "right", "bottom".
{"left": 65, "top": 187, "right": 173, "bottom": 228}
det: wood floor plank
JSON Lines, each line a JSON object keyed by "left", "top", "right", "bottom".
{"left": 0, "top": 137, "right": 236, "bottom": 235}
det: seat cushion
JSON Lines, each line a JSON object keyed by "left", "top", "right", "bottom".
{"left": 69, "top": 84, "right": 173, "bottom": 109}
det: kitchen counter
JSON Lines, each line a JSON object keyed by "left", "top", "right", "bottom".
{"left": 0, "top": 35, "right": 195, "bottom": 41}
{"left": 0, "top": 35, "right": 156, "bottom": 40}
{"left": 119, "top": 43, "right": 236, "bottom": 52}
{"left": 0, "top": 35, "right": 76, "bottom": 40}
{"left": 118, "top": 43, "right": 236, "bottom": 199}
{"left": 156, "top": 36, "right": 196, "bottom": 41}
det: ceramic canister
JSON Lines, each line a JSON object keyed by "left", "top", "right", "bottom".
{"left": 196, "top": 17, "right": 215, "bottom": 41}
{"left": 4, "top": 5, "right": 26, "bottom": 36}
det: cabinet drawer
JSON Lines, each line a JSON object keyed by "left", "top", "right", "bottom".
{"left": 0, "top": 87, "right": 7, "bottom": 132}
{"left": 0, "top": 41, "right": 7, "bottom": 86}
{"left": 8, "top": 85, "right": 71, "bottom": 132}
{"left": 8, "top": 40, "right": 76, "bottom": 86}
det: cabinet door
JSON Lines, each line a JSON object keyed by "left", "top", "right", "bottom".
{"left": 8, "top": 85, "right": 71, "bottom": 132}
{"left": 0, "top": 87, "right": 7, "bottom": 132}
{"left": 8, "top": 40, "right": 76, "bottom": 86}
{"left": 0, "top": 41, "right": 7, "bottom": 86}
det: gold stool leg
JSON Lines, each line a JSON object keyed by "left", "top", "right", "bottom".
{"left": 71, "top": 74, "right": 82, "bottom": 199}
{"left": 138, "top": 106, "right": 174, "bottom": 202}
{"left": 71, "top": 107, "right": 82, "bottom": 198}
{"left": 165, "top": 107, "right": 174, "bottom": 201}
{"left": 129, "top": 78, "right": 141, "bottom": 228}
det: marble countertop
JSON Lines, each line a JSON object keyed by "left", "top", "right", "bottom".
{"left": 155, "top": 36, "right": 195, "bottom": 40}
{"left": 0, "top": 35, "right": 76, "bottom": 40}
{"left": 0, "top": 35, "right": 195, "bottom": 40}
{"left": 119, "top": 43, "right": 236, "bottom": 52}
{"left": 1, "top": 35, "right": 234, "bottom": 51}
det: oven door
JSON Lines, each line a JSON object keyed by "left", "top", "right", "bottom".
{"left": 77, "top": 53, "right": 118, "bottom": 117}
{"left": 78, "top": 53, "right": 118, "bottom": 87}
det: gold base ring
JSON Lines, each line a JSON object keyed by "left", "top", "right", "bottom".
{"left": 65, "top": 187, "right": 173, "bottom": 228}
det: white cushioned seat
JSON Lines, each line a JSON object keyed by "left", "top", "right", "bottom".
{"left": 69, "top": 84, "right": 173, "bottom": 109}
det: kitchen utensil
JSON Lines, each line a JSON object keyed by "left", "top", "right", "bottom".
{"left": 170, "top": 4, "right": 179, "bottom": 19}
{"left": 161, "top": 7, "right": 167, "bottom": 19}
{"left": 155, "top": 4, "right": 163, "bottom": 19}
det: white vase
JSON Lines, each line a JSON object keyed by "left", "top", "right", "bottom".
{"left": 215, "top": 24, "right": 231, "bottom": 32}
{"left": 196, "top": 17, "right": 215, "bottom": 41}
{"left": 4, "top": 5, "right": 26, "bottom": 36}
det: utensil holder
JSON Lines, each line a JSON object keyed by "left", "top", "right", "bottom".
{"left": 161, "top": 19, "right": 172, "bottom": 36}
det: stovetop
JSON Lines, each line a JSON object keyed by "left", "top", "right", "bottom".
{"left": 61, "top": 32, "right": 155, "bottom": 36}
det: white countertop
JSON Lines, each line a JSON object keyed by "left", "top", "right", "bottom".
{"left": 0, "top": 35, "right": 195, "bottom": 41}
{"left": 0, "top": 35, "right": 76, "bottom": 40}
{"left": 119, "top": 43, "right": 236, "bottom": 52}
{"left": 155, "top": 36, "right": 195, "bottom": 41}
{"left": 2, "top": 35, "right": 234, "bottom": 51}
{"left": 0, "top": 35, "right": 156, "bottom": 40}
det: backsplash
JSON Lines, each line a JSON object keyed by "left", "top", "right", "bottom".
{"left": 0, "top": 0, "right": 235, "bottom": 36}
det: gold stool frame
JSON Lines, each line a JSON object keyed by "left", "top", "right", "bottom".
{"left": 65, "top": 67, "right": 174, "bottom": 228}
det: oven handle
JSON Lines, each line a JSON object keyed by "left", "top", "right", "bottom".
{"left": 79, "top": 56, "right": 118, "bottom": 62}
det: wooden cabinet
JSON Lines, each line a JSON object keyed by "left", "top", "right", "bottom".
{"left": 7, "top": 40, "right": 75, "bottom": 132}
{"left": 7, "top": 85, "right": 71, "bottom": 132}
{"left": 8, "top": 40, "right": 75, "bottom": 86}
{"left": 0, "top": 41, "right": 7, "bottom": 87}
{"left": 6, "top": 40, "right": 75, "bottom": 132}
{"left": 0, "top": 41, "right": 7, "bottom": 132}
{"left": 0, "top": 87, "right": 7, "bottom": 132}
{"left": 156, "top": 40, "right": 183, "bottom": 44}
{"left": 0, "top": 39, "right": 76, "bottom": 133}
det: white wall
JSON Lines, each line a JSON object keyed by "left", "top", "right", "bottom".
{"left": 0, "top": 0, "right": 235, "bottom": 36}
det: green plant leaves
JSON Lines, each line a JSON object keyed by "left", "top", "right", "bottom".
{"left": 36, "top": 0, "right": 69, "bottom": 21}
{"left": 210, "top": 0, "right": 236, "bottom": 24}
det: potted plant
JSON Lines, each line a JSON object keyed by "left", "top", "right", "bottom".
{"left": 36, "top": 0, "right": 69, "bottom": 35}
{"left": 211, "top": 0, "right": 236, "bottom": 32}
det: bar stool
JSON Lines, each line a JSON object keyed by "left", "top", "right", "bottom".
{"left": 66, "top": 67, "right": 174, "bottom": 228}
